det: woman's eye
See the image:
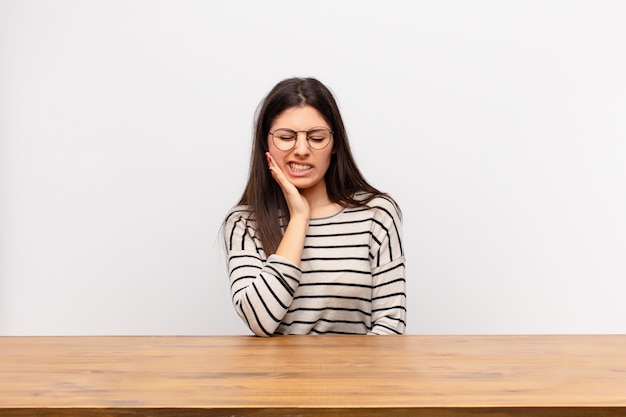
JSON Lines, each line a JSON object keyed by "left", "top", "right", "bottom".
{"left": 278, "top": 136, "right": 295, "bottom": 141}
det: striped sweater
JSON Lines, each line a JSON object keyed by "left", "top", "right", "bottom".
{"left": 223, "top": 194, "right": 406, "bottom": 336}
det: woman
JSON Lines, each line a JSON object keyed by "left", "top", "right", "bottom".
{"left": 223, "top": 77, "right": 406, "bottom": 336}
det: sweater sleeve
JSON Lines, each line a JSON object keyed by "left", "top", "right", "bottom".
{"left": 223, "top": 209, "right": 302, "bottom": 336}
{"left": 367, "top": 197, "right": 407, "bottom": 335}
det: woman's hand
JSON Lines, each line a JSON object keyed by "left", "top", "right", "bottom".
{"left": 266, "top": 152, "right": 310, "bottom": 265}
{"left": 266, "top": 152, "right": 310, "bottom": 221}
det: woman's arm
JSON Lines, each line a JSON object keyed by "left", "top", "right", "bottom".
{"left": 225, "top": 154, "right": 311, "bottom": 336}
{"left": 224, "top": 210, "right": 302, "bottom": 336}
{"left": 226, "top": 150, "right": 320, "bottom": 336}
{"left": 367, "top": 197, "right": 407, "bottom": 335}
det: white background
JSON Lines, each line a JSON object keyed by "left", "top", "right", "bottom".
{"left": 1, "top": 0, "right": 625, "bottom": 335}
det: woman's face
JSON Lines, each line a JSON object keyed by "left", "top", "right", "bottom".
{"left": 267, "top": 105, "right": 333, "bottom": 196}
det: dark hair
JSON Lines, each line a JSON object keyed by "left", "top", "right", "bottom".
{"left": 234, "top": 77, "right": 388, "bottom": 255}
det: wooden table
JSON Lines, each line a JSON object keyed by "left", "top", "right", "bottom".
{"left": 1, "top": 335, "right": 625, "bottom": 416}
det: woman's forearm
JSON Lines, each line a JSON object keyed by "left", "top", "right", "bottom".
{"left": 274, "top": 215, "right": 309, "bottom": 267}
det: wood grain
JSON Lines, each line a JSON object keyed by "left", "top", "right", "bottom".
{"left": 1, "top": 335, "right": 625, "bottom": 416}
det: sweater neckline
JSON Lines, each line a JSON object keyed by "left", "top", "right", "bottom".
{"left": 310, "top": 205, "right": 347, "bottom": 222}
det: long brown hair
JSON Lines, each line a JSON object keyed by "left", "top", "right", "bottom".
{"left": 234, "top": 77, "right": 388, "bottom": 255}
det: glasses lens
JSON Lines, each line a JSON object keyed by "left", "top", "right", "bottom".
{"left": 272, "top": 129, "right": 297, "bottom": 151}
{"left": 307, "top": 128, "right": 331, "bottom": 150}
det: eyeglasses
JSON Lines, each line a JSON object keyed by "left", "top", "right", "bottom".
{"left": 269, "top": 127, "right": 333, "bottom": 151}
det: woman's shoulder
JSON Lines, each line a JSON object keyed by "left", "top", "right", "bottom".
{"left": 353, "top": 192, "right": 402, "bottom": 218}
{"left": 224, "top": 204, "right": 254, "bottom": 226}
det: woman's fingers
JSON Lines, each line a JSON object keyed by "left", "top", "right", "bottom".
{"left": 266, "top": 152, "right": 290, "bottom": 189}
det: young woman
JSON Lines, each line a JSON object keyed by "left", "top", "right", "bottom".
{"left": 223, "top": 77, "right": 406, "bottom": 336}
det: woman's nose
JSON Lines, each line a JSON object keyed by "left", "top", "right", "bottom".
{"left": 293, "top": 132, "right": 310, "bottom": 154}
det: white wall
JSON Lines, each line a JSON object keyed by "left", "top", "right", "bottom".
{"left": 1, "top": 0, "right": 625, "bottom": 336}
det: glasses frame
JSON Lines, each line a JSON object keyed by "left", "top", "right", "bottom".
{"left": 268, "top": 126, "right": 334, "bottom": 151}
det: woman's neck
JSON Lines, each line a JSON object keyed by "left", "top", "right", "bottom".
{"left": 300, "top": 181, "right": 342, "bottom": 218}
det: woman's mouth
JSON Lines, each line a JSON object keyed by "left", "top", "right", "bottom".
{"left": 288, "top": 162, "right": 313, "bottom": 173}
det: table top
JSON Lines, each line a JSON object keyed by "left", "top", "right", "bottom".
{"left": 1, "top": 334, "right": 625, "bottom": 416}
